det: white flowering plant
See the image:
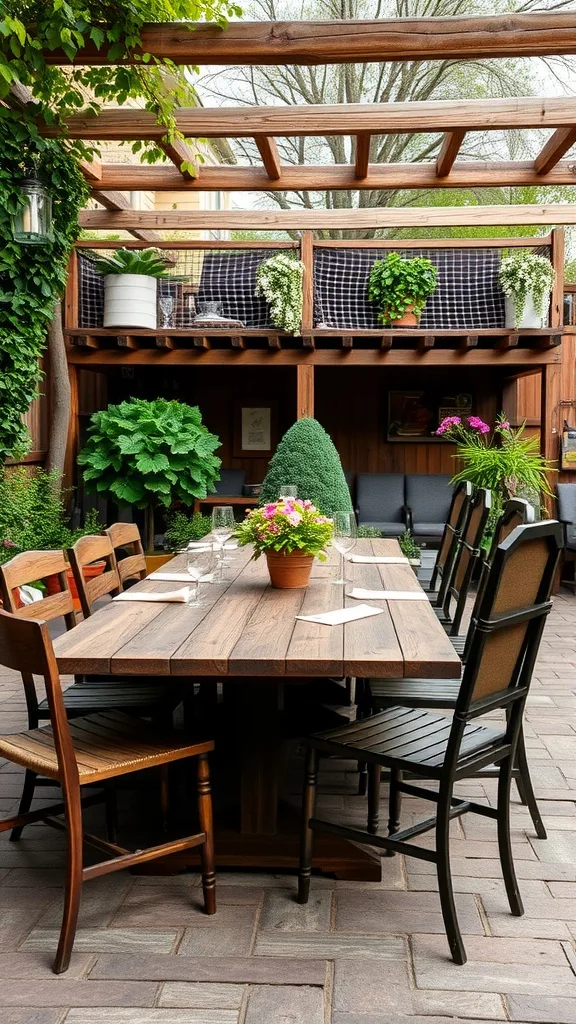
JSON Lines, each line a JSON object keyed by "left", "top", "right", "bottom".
{"left": 255, "top": 252, "right": 305, "bottom": 334}
{"left": 499, "top": 251, "right": 555, "bottom": 327}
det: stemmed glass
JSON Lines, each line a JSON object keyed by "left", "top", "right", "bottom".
{"left": 332, "top": 511, "right": 357, "bottom": 586}
{"left": 211, "top": 506, "right": 235, "bottom": 582}
{"left": 159, "top": 295, "right": 174, "bottom": 328}
{"left": 185, "top": 542, "right": 214, "bottom": 606}
{"left": 280, "top": 485, "right": 298, "bottom": 498}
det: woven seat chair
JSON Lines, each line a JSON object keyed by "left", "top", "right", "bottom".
{"left": 362, "top": 499, "right": 545, "bottom": 838}
{"left": 105, "top": 522, "right": 147, "bottom": 589}
{"left": 0, "top": 550, "right": 184, "bottom": 841}
{"left": 0, "top": 607, "right": 216, "bottom": 974}
{"left": 298, "top": 520, "right": 562, "bottom": 965}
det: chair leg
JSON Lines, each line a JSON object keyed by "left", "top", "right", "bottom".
{"left": 10, "top": 769, "right": 38, "bottom": 842}
{"left": 356, "top": 679, "right": 368, "bottom": 796}
{"left": 197, "top": 753, "right": 216, "bottom": 915}
{"left": 367, "top": 763, "right": 380, "bottom": 834}
{"left": 298, "top": 746, "right": 319, "bottom": 904}
{"left": 53, "top": 784, "right": 83, "bottom": 975}
{"left": 388, "top": 768, "right": 403, "bottom": 841}
{"left": 436, "top": 782, "right": 466, "bottom": 965}
{"left": 104, "top": 781, "right": 119, "bottom": 845}
{"left": 514, "top": 727, "right": 546, "bottom": 840}
{"left": 497, "top": 755, "right": 524, "bottom": 918}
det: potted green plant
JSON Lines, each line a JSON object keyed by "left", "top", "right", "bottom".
{"left": 368, "top": 252, "right": 438, "bottom": 326}
{"left": 236, "top": 497, "right": 333, "bottom": 588}
{"left": 163, "top": 511, "right": 213, "bottom": 552}
{"left": 499, "top": 251, "right": 555, "bottom": 329}
{"left": 92, "top": 248, "right": 169, "bottom": 330}
{"left": 255, "top": 252, "right": 305, "bottom": 334}
{"left": 260, "top": 418, "right": 352, "bottom": 516}
{"left": 78, "top": 398, "right": 221, "bottom": 567}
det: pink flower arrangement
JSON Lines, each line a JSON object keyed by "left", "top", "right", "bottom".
{"left": 436, "top": 414, "right": 492, "bottom": 437}
{"left": 235, "top": 497, "right": 334, "bottom": 560}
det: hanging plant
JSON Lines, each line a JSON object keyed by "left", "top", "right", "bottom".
{"left": 255, "top": 252, "right": 305, "bottom": 334}
{"left": 499, "top": 251, "right": 555, "bottom": 328}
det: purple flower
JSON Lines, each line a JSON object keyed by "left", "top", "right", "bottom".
{"left": 468, "top": 416, "right": 491, "bottom": 435}
{"left": 499, "top": 420, "right": 511, "bottom": 431}
{"left": 435, "top": 415, "right": 461, "bottom": 435}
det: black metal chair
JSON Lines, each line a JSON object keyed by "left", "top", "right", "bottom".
{"left": 362, "top": 498, "right": 545, "bottom": 838}
{"left": 435, "top": 487, "right": 492, "bottom": 638}
{"left": 428, "top": 480, "right": 473, "bottom": 597}
{"left": 298, "top": 520, "right": 562, "bottom": 965}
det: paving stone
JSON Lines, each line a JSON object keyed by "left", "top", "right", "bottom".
{"left": 22, "top": 929, "right": 178, "bottom": 954}
{"left": 38, "top": 875, "right": 132, "bottom": 928}
{"left": 507, "top": 995, "right": 576, "bottom": 1023}
{"left": 0, "top": 980, "right": 158, "bottom": 1007}
{"left": 66, "top": 1012, "right": 239, "bottom": 1024}
{"left": 412, "top": 932, "right": 568, "bottom": 966}
{"left": 332, "top": 1017, "right": 494, "bottom": 1024}
{"left": 332, "top": 960, "right": 411, "bottom": 1014}
{"left": 177, "top": 907, "right": 257, "bottom": 956}
{"left": 413, "top": 956, "right": 576, "bottom": 995}
{"left": 244, "top": 984, "right": 324, "bottom": 1024}
{"left": 110, "top": 885, "right": 231, "bottom": 927}
{"left": 254, "top": 931, "right": 406, "bottom": 959}
{"left": 0, "top": 887, "right": 58, "bottom": 951}
{"left": 335, "top": 888, "right": 483, "bottom": 934}
{"left": 411, "top": 990, "right": 507, "bottom": 1019}
{"left": 159, "top": 983, "right": 245, "bottom": 1008}
{"left": 258, "top": 889, "right": 332, "bottom": 933}
{"left": 0, "top": 1013, "right": 63, "bottom": 1024}
{"left": 530, "top": 832, "right": 576, "bottom": 863}
{"left": 0, "top": 951, "right": 93, "bottom": 978}
{"left": 90, "top": 954, "right": 327, "bottom": 985}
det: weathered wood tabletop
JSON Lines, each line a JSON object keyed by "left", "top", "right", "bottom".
{"left": 54, "top": 539, "right": 460, "bottom": 680}
{"left": 53, "top": 538, "right": 460, "bottom": 879}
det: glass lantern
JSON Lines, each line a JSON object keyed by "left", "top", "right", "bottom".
{"left": 12, "top": 176, "right": 53, "bottom": 245}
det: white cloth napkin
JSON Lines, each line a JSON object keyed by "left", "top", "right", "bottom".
{"left": 148, "top": 572, "right": 194, "bottom": 582}
{"left": 348, "top": 588, "right": 428, "bottom": 601}
{"left": 114, "top": 587, "right": 191, "bottom": 603}
{"left": 350, "top": 554, "right": 409, "bottom": 564}
{"left": 296, "top": 604, "right": 384, "bottom": 626}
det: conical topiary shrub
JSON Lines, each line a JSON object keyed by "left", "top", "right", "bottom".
{"left": 260, "top": 418, "right": 352, "bottom": 516}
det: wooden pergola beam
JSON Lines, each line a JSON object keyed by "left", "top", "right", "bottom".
{"left": 534, "top": 127, "right": 576, "bottom": 175}
{"left": 159, "top": 138, "right": 197, "bottom": 179}
{"left": 91, "top": 159, "right": 576, "bottom": 192}
{"left": 78, "top": 204, "right": 576, "bottom": 231}
{"left": 41, "top": 97, "right": 576, "bottom": 141}
{"left": 92, "top": 192, "right": 163, "bottom": 242}
{"left": 354, "top": 134, "right": 371, "bottom": 180}
{"left": 436, "top": 130, "right": 466, "bottom": 177}
{"left": 41, "top": 14, "right": 576, "bottom": 66}
{"left": 255, "top": 137, "right": 282, "bottom": 181}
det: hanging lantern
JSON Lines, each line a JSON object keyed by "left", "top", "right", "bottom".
{"left": 11, "top": 174, "right": 53, "bottom": 245}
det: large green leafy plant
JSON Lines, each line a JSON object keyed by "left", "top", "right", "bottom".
{"left": 92, "top": 248, "right": 170, "bottom": 277}
{"left": 260, "top": 418, "right": 352, "bottom": 516}
{"left": 78, "top": 399, "right": 221, "bottom": 552}
{"left": 368, "top": 252, "right": 438, "bottom": 325}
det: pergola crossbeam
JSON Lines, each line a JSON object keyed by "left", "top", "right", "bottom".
{"left": 436, "top": 130, "right": 466, "bottom": 177}
{"left": 158, "top": 138, "right": 197, "bottom": 179}
{"left": 255, "top": 136, "right": 282, "bottom": 181}
{"left": 91, "top": 191, "right": 163, "bottom": 242}
{"left": 355, "top": 134, "right": 371, "bottom": 180}
{"left": 534, "top": 127, "right": 576, "bottom": 175}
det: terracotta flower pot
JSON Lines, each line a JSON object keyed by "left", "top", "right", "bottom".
{"left": 265, "top": 550, "right": 314, "bottom": 589}
{"left": 388, "top": 303, "right": 419, "bottom": 327}
{"left": 46, "top": 562, "right": 106, "bottom": 613}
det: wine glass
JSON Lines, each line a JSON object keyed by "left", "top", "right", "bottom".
{"left": 186, "top": 542, "right": 214, "bottom": 606}
{"left": 280, "top": 485, "right": 298, "bottom": 498}
{"left": 332, "top": 511, "right": 357, "bottom": 586}
{"left": 159, "top": 295, "right": 174, "bottom": 328}
{"left": 211, "top": 506, "right": 235, "bottom": 581}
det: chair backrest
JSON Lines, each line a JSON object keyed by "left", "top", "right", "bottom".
{"left": 405, "top": 474, "right": 453, "bottom": 525}
{"left": 557, "top": 483, "right": 576, "bottom": 524}
{"left": 0, "top": 550, "right": 77, "bottom": 725}
{"left": 443, "top": 488, "right": 491, "bottom": 635}
{"left": 461, "top": 498, "right": 534, "bottom": 663}
{"left": 356, "top": 473, "right": 405, "bottom": 523}
{"left": 211, "top": 470, "right": 245, "bottom": 496}
{"left": 456, "top": 520, "right": 561, "bottom": 719}
{"left": 433, "top": 480, "right": 473, "bottom": 587}
{"left": 105, "top": 522, "right": 146, "bottom": 588}
{"left": 0, "top": 609, "right": 79, "bottom": 786}
{"left": 67, "top": 535, "right": 120, "bottom": 619}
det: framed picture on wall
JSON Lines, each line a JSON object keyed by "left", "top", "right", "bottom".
{"left": 234, "top": 402, "right": 277, "bottom": 458}
{"left": 387, "top": 391, "right": 473, "bottom": 442}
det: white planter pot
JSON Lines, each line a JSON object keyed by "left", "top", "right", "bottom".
{"left": 103, "top": 274, "right": 157, "bottom": 329}
{"left": 504, "top": 291, "right": 547, "bottom": 330}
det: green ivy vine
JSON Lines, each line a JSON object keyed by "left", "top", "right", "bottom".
{"left": 0, "top": 107, "right": 89, "bottom": 459}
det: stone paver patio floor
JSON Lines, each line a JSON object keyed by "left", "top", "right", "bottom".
{"left": 0, "top": 592, "right": 576, "bottom": 1024}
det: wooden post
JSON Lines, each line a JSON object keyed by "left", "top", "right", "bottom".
{"left": 300, "top": 230, "right": 314, "bottom": 333}
{"left": 540, "top": 362, "right": 561, "bottom": 514}
{"left": 297, "top": 364, "right": 314, "bottom": 420}
{"left": 551, "top": 227, "right": 565, "bottom": 328}
{"left": 64, "top": 250, "right": 79, "bottom": 330}
{"left": 63, "top": 363, "right": 79, "bottom": 492}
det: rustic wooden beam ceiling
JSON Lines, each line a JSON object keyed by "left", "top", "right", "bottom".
{"left": 40, "top": 13, "right": 576, "bottom": 65}
{"left": 78, "top": 204, "right": 576, "bottom": 231}
{"left": 40, "top": 97, "right": 576, "bottom": 141}
{"left": 92, "top": 160, "right": 576, "bottom": 191}
{"left": 534, "top": 127, "right": 576, "bottom": 175}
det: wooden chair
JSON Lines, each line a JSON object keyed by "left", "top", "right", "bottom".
{"left": 299, "top": 520, "right": 562, "bottom": 965}
{"left": 435, "top": 487, "right": 492, "bottom": 637}
{"left": 0, "top": 607, "right": 215, "bottom": 974}
{"left": 105, "top": 522, "right": 147, "bottom": 589}
{"left": 428, "top": 480, "right": 473, "bottom": 598}
{"left": 362, "top": 499, "right": 545, "bottom": 838}
{"left": 67, "top": 534, "right": 121, "bottom": 620}
{"left": 0, "top": 550, "right": 184, "bottom": 839}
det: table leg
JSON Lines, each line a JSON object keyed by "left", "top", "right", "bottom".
{"left": 238, "top": 681, "right": 281, "bottom": 835}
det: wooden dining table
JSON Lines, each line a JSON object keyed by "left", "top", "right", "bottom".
{"left": 54, "top": 539, "right": 460, "bottom": 881}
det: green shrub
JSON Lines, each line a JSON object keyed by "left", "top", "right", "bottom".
{"left": 260, "top": 418, "right": 352, "bottom": 516}
{"left": 0, "top": 468, "right": 103, "bottom": 564}
{"left": 78, "top": 398, "right": 221, "bottom": 552}
{"left": 399, "top": 530, "right": 421, "bottom": 560}
{"left": 357, "top": 526, "right": 382, "bottom": 538}
{"left": 163, "top": 511, "right": 212, "bottom": 552}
